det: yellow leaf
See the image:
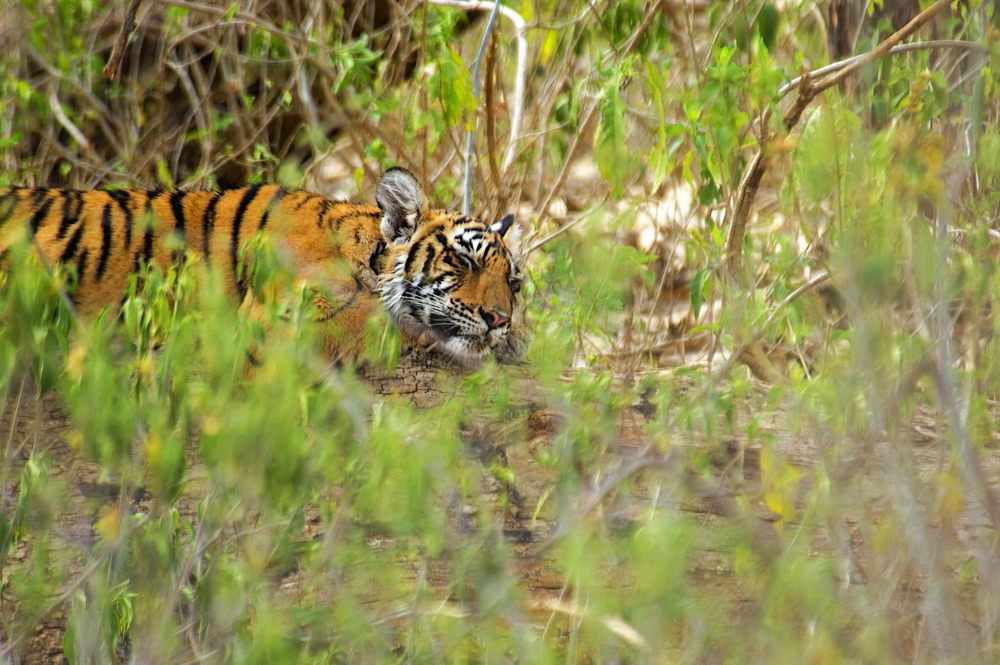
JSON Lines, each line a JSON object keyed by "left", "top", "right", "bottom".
{"left": 95, "top": 507, "right": 121, "bottom": 541}
{"left": 519, "top": 0, "right": 535, "bottom": 22}
{"left": 145, "top": 432, "right": 163, "bottom": 467}
{"left": 937, "top": 467, "right": 964, "bottom": 519}
{"left": 203, "top": 414, "right": 222, "bottom": 436}
{"left": 760, "top": 443, "right": 801, "bottom": 531}
{"left": 67, "top": 430, "right": 83, "bottom": 452}
{"left": 540, "top": 29, "right": 558, "bottom": 62}
{"left": 917, "top": 133, "right": 945, "bottom": 201}
{"left": 65, "top": 343, "right": 87, "bottom": 381}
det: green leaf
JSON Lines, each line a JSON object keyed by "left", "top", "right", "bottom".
{"left": 795, "top": 106, "right": 862, "bottom": 204}
{"left": 429, "top": 47, "right": 477, "bottom": 127}
{"left": 689, "top": 268, "right": 712, "bottom": 320}
{"left": 595, "top": 79, "right": 640, "bottom": 198}
{"left": 155, "top": 159, "right": 174, "bottom": 189}
{"left": 756, "top": 3, "right": 780, "bottom": 51}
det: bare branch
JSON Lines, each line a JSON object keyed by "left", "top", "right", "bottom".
{"left": 47, "top": 87, "right": 91, "bottom": 155}
{"left": 717, "top": 0, "right": 956, "bottom": 383}
{"left": 711, "top": 271, "right": 831, "bottom": 383}
{"left": 103, "top": 0, "right": 143, "bottom": 80}
{"left": 725, "top": 0, "right": 955, "bottom": 280}
{"left": 425, "top": 0, "right": 528, "bottom": 173}
{"left": 462, "top": 0, "right": 504, "bottom": 215}
{"left": 778, "top": 40, "right": 988, "bottom": 99}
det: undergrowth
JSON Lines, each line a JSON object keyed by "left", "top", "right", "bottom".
{"left": 3, "top": 1, "right": 1000, "bottom": 663}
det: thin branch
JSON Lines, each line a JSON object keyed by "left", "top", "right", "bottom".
{"left": 484, "top": 34, "right": 502, "bottom": 203}
{"left": 47, "top": 87, "right": 91, "bottom": 155}
{"left": 524, "top": 0, "right": 666, "bottom": 257}
{"left": 717, "top": 0, "right": 955, "bottom": 383}
{"left": 426, "top": 0, "right": 528, "bottom": 173}
{"left": 519, "top": 99, "right": 602, "bottom": 258}
{"left": 522, "top": 210, "right": 588, "bottom": 257}
{"left": 778, "top": 39, "right": 987, "bottom": 98}
{"left": 711, "top": 270, "right": 830, "bottom": 383}
{"left": 462, "top": 0, "right": 504, "bottom": 215}
{"left": 159, "top": 0, "right": 302, "bottom": 45}
{"left": 815, "top": 0, "right": 957, "bottom": 92}
{"left": 532, "top": 598, "right": 649, "bottom": 650}
{"left": 725, "top": 0, "right": 955, "bottom": 280}
{"left": 165, "top": 56, "right": 212, "bottom": 176}
{"left": 532, "top": 451, "right": 673, "bottom": 557}
{"left": 103, "top": 0, "right": 143, "bottom": 80}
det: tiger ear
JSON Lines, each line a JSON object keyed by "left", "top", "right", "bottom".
{"left": 489, "top": 214, "right": 515, "bottom": 237}
{"left": 490, "top": 213, "right": 523, "bottom": 257}
{"left": 376, "top": 167, "right": 426, "bottom": 244}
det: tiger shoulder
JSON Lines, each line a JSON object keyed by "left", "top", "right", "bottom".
{"left": 0, "top": 168, "right": 525, "bottom": 367}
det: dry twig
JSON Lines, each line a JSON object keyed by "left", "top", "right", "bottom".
{"left": 426, "top": 0, "right": 528, "bottom": 174}
{"left": 719, "top": 0, "right": 956, "bottom": 383}
{"left": 103, "top": 0, "right": 143, "bottom": 80}
{"left": 462, "top": 0, "right": 504, "bottom": 215}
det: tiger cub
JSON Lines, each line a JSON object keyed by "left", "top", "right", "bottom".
{"left": 0, "top": 167, "right": 524, "bottom": 366}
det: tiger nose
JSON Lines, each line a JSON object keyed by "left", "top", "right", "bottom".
{"left": 481, "top": 309, "right": 510, "bottom": 329}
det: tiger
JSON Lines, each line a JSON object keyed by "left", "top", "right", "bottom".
{"left": 0, "top": 167, "right": 524, "bottom": 367}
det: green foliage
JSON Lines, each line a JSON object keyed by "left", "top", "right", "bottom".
{"left": 4, "top": 1, "right": 1000, "bottom": 664}
{"left": 0, "top": 239, "right": 74, "bottom": 392}
{"left": 793, "top": 105, "right": 864, "bottom": 209}
{"left": 595, "top": 59, "right": 641, "bottom": 197}
{"left": 527, "top": 213, "right": 651, "bottom": 370}
{"left": 427, "top": 47, "right": 478, "bottom": 130}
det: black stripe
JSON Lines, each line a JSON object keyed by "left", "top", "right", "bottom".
{"left": 404, "top": 243, "right": 420, "bottom": 275}
{"left": 132, "top": 195, "right": 158, "bottom": 273}
{"left": 442, "top": 249, "right": 466, "bottom": 272}
{"left": 169, "top": 191, "right": 187, "bottom": 240}
{"left": 259, "top": 187, "right": 285, "bottom": 232}
{"left": 107, "top": 190, "right": 134, "bottom": 250}
{"left": 57, "top": 191, "right": 83, "bottom": 240}
{"left": 368, "top": 239, "right": 386, "bottom": 274}
{"left": 293, "top": 192, "right": 319, "bottom": 211}
{"left": 29, "top": 196, "right": 55, "bottom": 233}
{"left": 0, "top": 190, "right": 19, "bottom": 226}
{"left": 140, "top": 227, "right": 154, "bottom": 268}
{"left": 76, "top": 249, "right": 90, "bottom": 294}
{"left": 231, "top": 185, "right": 263, "bottom": 295}
{"left": 96, "top": 203, "right": 113, "bottom": 280}
{"left": 317, "top": 199, "right": 334, "bottom": 229}
{"left": 29, "top": 187, "right": 48, "bottom": 207}
{"left": 423, "top": 242, "right": 437, "bottom": 269}
{"left": 58, "top": 224, "right": 84, "bottom": 264}
{"left": 201, "top": 192, "right": 223, "bottom": 265}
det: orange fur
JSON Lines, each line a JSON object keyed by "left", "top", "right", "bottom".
{"left": 0, "top": 169, "right": 524, "bottom": 366}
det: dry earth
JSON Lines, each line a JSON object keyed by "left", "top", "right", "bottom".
{"left": 2, "top": 350, "right": 996, "bottom": 663}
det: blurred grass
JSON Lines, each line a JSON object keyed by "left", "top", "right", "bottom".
{"left": 3, "top": 1, "right": 1000, "bottom": 664}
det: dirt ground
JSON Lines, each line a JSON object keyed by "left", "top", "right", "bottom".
{"left": 2, "top": 350, "right": 996, "bottom": 663}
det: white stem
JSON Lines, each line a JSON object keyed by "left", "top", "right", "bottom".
{"left": 48, "top": 87, "right": 91, "bottom": 154}
{"left": 426, "top": 0, "right": 527, "bottom": 172}
{"left": 462, "top": 0, "right": 503, "bottom": 215}
{"left": 778, "top": 40, "right": 986, "bottom": 98}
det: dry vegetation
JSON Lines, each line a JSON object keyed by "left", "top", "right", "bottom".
{"left": 4, "top": 1, "right": 1000, "bottom": 664}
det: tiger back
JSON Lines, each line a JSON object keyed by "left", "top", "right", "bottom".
{"left": 0, "top": 168, "right": 524, "bottom": 366}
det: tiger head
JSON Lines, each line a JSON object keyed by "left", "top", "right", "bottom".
{"left": 374, "top": 167, "right": 524, "bottom": 367}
